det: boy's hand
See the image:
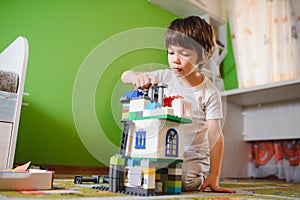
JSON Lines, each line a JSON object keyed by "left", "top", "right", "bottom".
{"left": 200, "top": 174, "right": 236, "bottom": 193}
{"left": 132, "top": 73, "right": 158, "bottom": 89}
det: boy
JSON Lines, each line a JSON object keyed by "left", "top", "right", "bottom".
{"left": 121, "top": 16, "right": 235, "bottom": 193}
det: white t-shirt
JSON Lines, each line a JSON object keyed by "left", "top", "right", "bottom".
{"left": 147, "top": 69, "right": 223, "bottom": 153}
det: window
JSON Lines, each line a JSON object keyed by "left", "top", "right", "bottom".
{"left": 165, "top": 128, "right": 178, "bottom": 157}
{"left": 135, "top": 131, "right": 146, "bottom": 149}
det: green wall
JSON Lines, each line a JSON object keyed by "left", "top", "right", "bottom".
{"left": 221, "top": 22, "right": 238, "bottom": 90}
{"left": 0, "top": 0, "right": 238, "bottom": 168}
{"left": 0, "top": 0, "right": 177, "bottom": 167}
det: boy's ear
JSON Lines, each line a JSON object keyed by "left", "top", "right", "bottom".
{"left": 198, "top": 51, "right": 209, "bottom": 65}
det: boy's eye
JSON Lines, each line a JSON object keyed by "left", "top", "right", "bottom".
{"left": 181, "top": 53, "right": 189, "bottom": 57}
{"left": 168, "top": 51, "right": 174, "bottom": 55}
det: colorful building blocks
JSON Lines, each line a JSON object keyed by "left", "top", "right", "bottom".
{"left": 108, "top": 83, "right": 192, "bottom": 196}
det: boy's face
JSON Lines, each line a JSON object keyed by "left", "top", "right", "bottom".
{"left": 167, "top": 45, "right": 199, "bottom": 78}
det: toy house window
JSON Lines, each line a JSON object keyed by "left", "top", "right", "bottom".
{"left": 165, "top": 128, "right": 178, "bottom": 157}
{"left": 135, "top": 131, "right": 146, "bottom": 149}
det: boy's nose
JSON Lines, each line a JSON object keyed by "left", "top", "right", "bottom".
{"left": 173, "top": 55, "right": 181, "bottom": 63}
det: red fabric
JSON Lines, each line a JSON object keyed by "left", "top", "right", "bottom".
{"left": 248, "top": 140, "right": 300, "bottom": 182}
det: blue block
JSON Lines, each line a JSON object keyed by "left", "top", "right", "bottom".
{"left": 126, "top": 158, "right": 134, "bottom": 167}
{"left": 167, "top": 186, "right": 182, "bottom": 194}
{"left": 123, "top": 90, "right": 144, "bottom": 99}
{"left": 146, "top": 102, "right": 161, "bottom": 110}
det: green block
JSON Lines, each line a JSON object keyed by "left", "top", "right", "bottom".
{"left": 131, "top": 114, "right": 192, "bottom": 124}
{"left": 128, "top": 112, "right": 137, "bottom": 120}
{"left": 163, "top": 182, "right": 168, "bottom": 193}
{"left": 163, "top": 180, "right": 182, "bottom": 193}
{"left": 110, "top": 155, "right": 125, "bottom": 166}
{"left": 164, "top": 180, "right": 182, "bottom": 187}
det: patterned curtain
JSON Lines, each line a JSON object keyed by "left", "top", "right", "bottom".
{"left": 248, "top": 140, "right": 300, "bottom": 182}
{"left": 226, "top": 0, "right": 300, "bottom": 88}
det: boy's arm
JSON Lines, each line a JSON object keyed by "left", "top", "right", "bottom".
{"left": 121, "top": 70, "right": 157, "bottom": 89}
{"left": 200, "top": 119, "right": 236, "bottom": 193}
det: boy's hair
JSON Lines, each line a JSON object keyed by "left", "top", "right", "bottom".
{"left": 164, "top": 16, "right": 216, "bottom": 62}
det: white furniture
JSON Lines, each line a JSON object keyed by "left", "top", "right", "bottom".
{"left": 148, "top": 0, "right": 227, "bottom": 26}
{"left": 0, "top": 36, "right": 29, "bottom": 170}
{"left": 148, "top": 0, "right": 227, "bottom": 46}
{"left": 221, "top": 78, "right": 300, "bottom": 177}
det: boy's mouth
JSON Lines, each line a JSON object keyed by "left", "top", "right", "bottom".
{"left": 172, "top": 67, "right": 182, "bottom": 73}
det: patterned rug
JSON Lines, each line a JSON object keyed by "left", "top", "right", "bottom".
{"left": 0, "top": 176, "right": 299, "bottom": 199}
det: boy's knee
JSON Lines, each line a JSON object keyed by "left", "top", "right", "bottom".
{"left": 182, "top": 174, "right": 204, "bottom": 191}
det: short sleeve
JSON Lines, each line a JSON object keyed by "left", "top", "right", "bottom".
{"left": 205, "top": 90, "right": 223, "bottom": 120}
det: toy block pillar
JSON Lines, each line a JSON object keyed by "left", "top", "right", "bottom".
{"left": 109, "top": 155, "right": 125, "bottom": 193}
{"left": 148, "top": 87, "right": 154, "bottom": 101}
{"left": 120, "top": 96, "right": 130, "bottom": 120}
{"left": 157, "top": 83, "right": 167, "bottom": 106}
{"left": 164, "top": 162, "right": 182, "bottom": 194}
{"left": 120, "top": 120, "right": 133, "bottom": 156}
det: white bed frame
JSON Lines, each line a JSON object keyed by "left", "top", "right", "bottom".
{"left": 0, "top": 36, "right": 29, "bottom": 170}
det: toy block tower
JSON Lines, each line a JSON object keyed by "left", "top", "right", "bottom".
{"left": 109, "top": 83, "right": 192, "bottom": 196}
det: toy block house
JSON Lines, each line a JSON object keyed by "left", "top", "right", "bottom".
{"left": 109, "top": 83, "right": 192, "bottom": 195}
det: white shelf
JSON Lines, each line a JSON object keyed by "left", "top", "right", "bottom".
{"left": 221, "top": 78, "right": 300, "bottom": 106}
{"left": 221, "top": 78, "right": 300, "bottom": 178}
{"left": 222, "top": 78, "right": 300, "bottom": 142}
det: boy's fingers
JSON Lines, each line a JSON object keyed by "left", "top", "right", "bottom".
{"left": 212, "top": 186, "right": 235, "bottom": 193}
{"left": 144, "top": 76, "right": 151, "bottom": 88}
{"left": 134, "top": 74, "right": 158, "bottom": 89}
{"left": 134, "top": 80, "right": 139, "bottom": 89}
{"left": 200, "top": 184, "right": 236, "bottom": 193}
{"left": 151, "top": 75, "right": 158, "bottom": 87}
{"left": 199, "top": 183, "right": 207, "bottom": 192}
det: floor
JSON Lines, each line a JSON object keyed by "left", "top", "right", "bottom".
{"left": 0, "top": 175, "right": 299, "bottom": 199}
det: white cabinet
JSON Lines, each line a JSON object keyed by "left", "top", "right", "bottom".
{"left": 222, "top": 78, "right": 300, "bottom": 141}
{"left": 221, "top": 78, "right": 300, "bottom": 177}
{"left": 148, "top": 0, "right": 227, "bottom": 26}
{"left": 148, "top": 0, "right": 227, "bottom": 46}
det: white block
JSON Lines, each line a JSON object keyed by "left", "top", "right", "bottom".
{"left": 143, "top": 107, "right": 174, "bottom": 117}
{"left": 129, "top": 99, "right": 151, "bottom": 112}
{"left": 168, "top": 168, "right": 182, "bottom": 175}
{"left": 172, "top": 98, "right": 192, "bottom": 118}
{"left": 128, "top": 167, "right": 142, "bottom": 186}
{"left": 142, "top": 174, "right": 155, "bottom": 189}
